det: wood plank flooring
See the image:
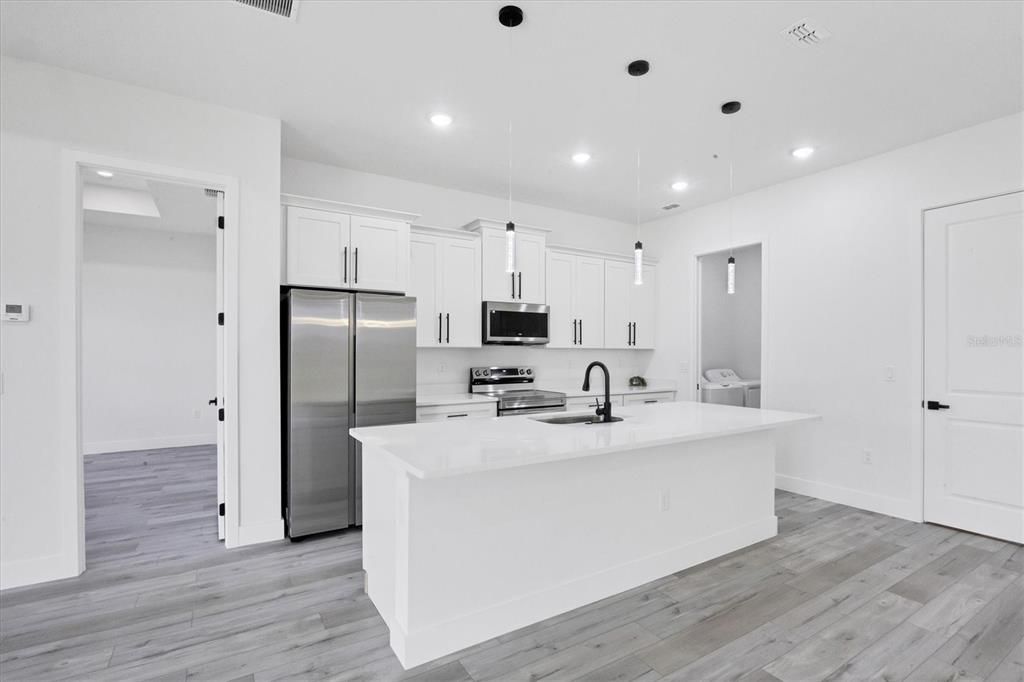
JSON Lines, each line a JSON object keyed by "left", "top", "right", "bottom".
{"left": 1, "top": 446, "right": 1022, "bottom": 681}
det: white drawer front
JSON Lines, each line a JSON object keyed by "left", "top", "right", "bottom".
{"left": 622, "top": 391, "right": 676, "bottom": 406}
{"left": 416, "top": 403, "right": 496, "bottom": 422}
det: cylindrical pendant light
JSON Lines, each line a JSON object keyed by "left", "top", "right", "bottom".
{"left": 500, "top": 6, "right": 522, "bottom": 274}
{"left": 629, "top": 59, "right": 649, "bottom": 285}
{"left": 722, "top": 100, "right": 742, "bottom": 295}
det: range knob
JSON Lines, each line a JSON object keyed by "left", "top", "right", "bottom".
{"left": 519, "top": 368, "right": 525, "bottom": 375}
{"left": 483, "top": 369, "right": 490, "bottom": 377}
{"left": 526, "top": 368, "right": 532, "bottom": 375}
{"left": 473, "top": 370, "right": 481, "bottom": 377}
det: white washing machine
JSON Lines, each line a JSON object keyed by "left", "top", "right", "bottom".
{"left": 702, "top": 368, "right": 761, "bottom": 408}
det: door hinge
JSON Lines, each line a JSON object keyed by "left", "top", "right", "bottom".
{"left": 217, "top": 216, "right": 224, "bottom": 230}
{"left": 218, "top": 312, "right": 224, "bottom": 326}
{"left": 218, "top": 408, "right": 225, "bottom": 422}
{"left": 218, "top": 502, "right": 225, "bottom": 517}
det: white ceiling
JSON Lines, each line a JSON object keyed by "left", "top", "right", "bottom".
{"left": 3, "top": 1, "right": 1021, "bottom": 222}
{"left": 83, "top": 170, "right": 217, "bottom": 235}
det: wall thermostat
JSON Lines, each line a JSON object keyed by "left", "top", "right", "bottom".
{"left": 2, "top": 303, "right": 30, "bottom": 322}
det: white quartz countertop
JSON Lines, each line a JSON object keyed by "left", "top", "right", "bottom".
{"left": 351, "top": 401, "right": 818, "bottom": 479}
{"left": 540, "top": 381, "right": 678, "bottom": 398}
{"left": 416, "top": 393, "right": 498, "bottom": 408}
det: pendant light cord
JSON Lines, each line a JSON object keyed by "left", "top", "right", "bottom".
{"left": 728, "top": 114, "right": 734, "bottom": 259}
{"left": 507, "top": 25, "right": 513, "bottom": 223}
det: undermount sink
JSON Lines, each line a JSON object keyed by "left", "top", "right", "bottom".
{"left": 533, "top": 414, "right": 625, "bottom": 425}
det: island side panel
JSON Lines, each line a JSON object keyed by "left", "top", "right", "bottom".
{"left": 398, "top": 429, "right": 777, "bottom": 667}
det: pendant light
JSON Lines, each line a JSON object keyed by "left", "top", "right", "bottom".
{"left": 721, "top": 100, "right": 742, "bottom": 295}
{"left": 628, "top": 59, "right": 649, "bottom": 285}
{"left": 499, "top": 5, "right": 523, "bottom": 274}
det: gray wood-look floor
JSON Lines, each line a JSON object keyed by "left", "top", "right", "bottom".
{"left": 1, "top": 447, "right": 1022, "bottom": 681}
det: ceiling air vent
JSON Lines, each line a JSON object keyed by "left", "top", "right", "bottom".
{"left": 781, "top": 18, "right": 831, "bottom": 46}
{"left": 661, "top": 203, "right": 680, "bottom": 211}
{"left": 234, "top": 0, "right": 299, "bottom": 20}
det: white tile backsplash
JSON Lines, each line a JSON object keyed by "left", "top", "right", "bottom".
{"left": 417, "top": 347, "right": 654, "bottom": 394}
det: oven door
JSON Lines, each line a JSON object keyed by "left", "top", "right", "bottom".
{"left": 483, "top": 302, "right": 549, "bottom": 345}
{"left": 499, "top": 404, "right": 567, "bottom": 417}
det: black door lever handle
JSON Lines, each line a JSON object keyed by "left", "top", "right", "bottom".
{"left": 925, "top": 400, "right": 950, "bottom": 410}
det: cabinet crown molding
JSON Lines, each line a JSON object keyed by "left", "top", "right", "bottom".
{"left": 547, "top": 243, "right": 659, "bottom": 265}
{"left": 462, "top": 218, "right": 552, "bottom": 235}
{"left": 412, "top": 224, "right": 479, "bottom": 241}
{"left": 282, "top": 194, "right": 420, "bottom": 223}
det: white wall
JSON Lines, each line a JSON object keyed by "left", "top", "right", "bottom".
{"left": 641, "top": 112, "right": 1024, "bottom": 520}
{"left": 700, "top": 244, "right": 762, "bottom": 381}
{"left": 82, "top": 223, "right": 217, "bottom": 455}
{"left": 283, "top": 158, "right": 640, "bottom": 255}
{"left": 0, "top": 58, "right": 282, "bottom": 589}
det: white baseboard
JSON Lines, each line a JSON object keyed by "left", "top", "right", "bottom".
{"left": 395, "top": 516, "right": 778, "bottom": 669}
{"left": 777, "top": 474, "right": 921, "bottom": 521}
{"left": 84, "top": 434, "right": 216, "bottom": 455}
{"left": 235, "top": 518, "right": 285, "bottom": 547}
{"left": 0, "top": 552, "right": 80, "bottom": 591}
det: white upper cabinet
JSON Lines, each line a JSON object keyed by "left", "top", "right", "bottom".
{"left": 350, "top": 215, "right": 410, "bottom": 293}
{"left": 285, "top": 207, "right": 350, "bottom": 288}
{"left": 409, "top": 228, "right": 481, "bottom": 348}
{"left": 604, "top": 260, "right": 657, "bottom": 349}
{"left": 546, "top": 250, "right": 605, "bottom": 349}
{"left": 283, "top": 196, "right": 418, "bottom": 294}
{"left": 465, "top": 220, "right": 548, "bottom": 304}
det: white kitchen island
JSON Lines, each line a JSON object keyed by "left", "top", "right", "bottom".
{"left": 350, "top": 401, "right": 818, "bottom": 668}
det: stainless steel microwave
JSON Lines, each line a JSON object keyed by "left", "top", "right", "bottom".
{"left": 482, "top": 301, "right": 550, "bottom": 345}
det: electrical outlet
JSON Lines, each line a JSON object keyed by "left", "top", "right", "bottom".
{"left": 679, "top": 361, "right": 689, "bottom": 373}
{"left": 659, "top": 489, "right": 671, "bottom": 512}
{"left": 883, "top": 366, "right": 895, "bottom": 382}
{"left": 863, "top": 449, "right": 873, "bottom": 465}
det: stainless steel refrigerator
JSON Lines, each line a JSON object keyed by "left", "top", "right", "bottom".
{"left": 282, "top": 288, "right": 416, "bottom": 538}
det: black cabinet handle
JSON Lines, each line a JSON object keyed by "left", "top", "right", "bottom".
{"left": 517, "top": 272, "right": 522, "bottom": 300}
{"left": 579, "top": 319, "right": 583, "bottom": 345}
{"left": 445, "top": 313, "right": 450, "bottom": 344}
{"left": 437, "top": 313, "right": 442, "bottom": 344}
{"left": 632, "top": 322, "right": 637, "bottom": 346}
{"left": 343, "top": 246, "right": 348, "bottom": 283}
{"left": 511, "top": 273, "right": 516, "bottom": 299}
{"left": 644, "top": 399, "right": 658, "bottom": 404}
{"left": 627, "top": 322, "right": 632, "bottom": 346}
{"left": 353, "top": 247, "right": 359, "bottom": 284}
{"left": 447, "top": 413, "right": 468, "bottom": 418}
{"left": 926, "top": 400, "right": 951, "bottom": 410}
{"left": 572, "top": 319, "right": 577, "bottom": 345}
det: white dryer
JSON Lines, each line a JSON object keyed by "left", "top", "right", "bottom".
{"left": 703, "top": 368, "right": 761, "bottom": 408}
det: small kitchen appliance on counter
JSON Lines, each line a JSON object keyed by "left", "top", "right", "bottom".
{"left": 470, "top": 366, "right": 566, "bottom": 417}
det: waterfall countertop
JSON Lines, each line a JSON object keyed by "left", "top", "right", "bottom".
{"left": 351, "top": 401, "right": 818, "bottom": 479}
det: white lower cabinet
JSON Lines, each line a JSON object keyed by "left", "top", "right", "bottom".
{"left": 622, "top": 391, "right": 676, "bottom": 405}
{"left": 416, "top": 403, "right": 496, "bottom": 422}
{"left": 410, "top": 229, "right": 481, "bottom": 348}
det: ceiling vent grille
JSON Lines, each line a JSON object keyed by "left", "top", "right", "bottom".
{"left": 234, "top": 0, "right": 299, "bottom": 20}
{"left": 661, "top": 203, "right": 680, "bottom": 211}
{"left": 781, "top": 18, "right": 831, "bottom": 46}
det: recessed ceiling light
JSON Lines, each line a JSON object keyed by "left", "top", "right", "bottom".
{"left": 671, "top": 180, "right": 689, "bottom": 192}
{"left": 572, "top": 152, "right": 591, "bottom": 165}
{"left": 429, "top": 113, "right": 453, "bottom": 128}
{"left": 96, "top": 170, "right": 114, "bottom": 178}
{"left": 791, "top": 146, "right": 815, "bottom": 160}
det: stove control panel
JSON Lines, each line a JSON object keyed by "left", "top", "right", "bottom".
{"left": 470, "top": 366, "right": 535, "bottom": 389}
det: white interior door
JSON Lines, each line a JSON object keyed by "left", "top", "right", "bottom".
{"left": 924, "top": 191, "right": 1023, "bottom": 543}
{"left": 214, "top": 191, "right": 225, "bottom": 541}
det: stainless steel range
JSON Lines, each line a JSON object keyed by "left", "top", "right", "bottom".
{"left": 469, "top": 366, "right": 567, "bottom": 417}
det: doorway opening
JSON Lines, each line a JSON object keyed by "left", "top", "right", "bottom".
{"left": 79, "top": 166, "right": 227, "bottom": 569}
{"left": 695, "top": 243, "right": 764, "bottom": 408}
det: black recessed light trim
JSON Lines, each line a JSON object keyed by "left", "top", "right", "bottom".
{"left": 721, "top": 100, "right": 742, "bottom": 115}
{"left": 498, "top": 5, "right": 524, "bottom": 27}
{"left": 627, "top": 59, "right": 650, "bottom": 77}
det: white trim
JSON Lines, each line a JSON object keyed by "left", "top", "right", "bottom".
{"left": 0, "top": 552, "right": 82, "bottom": 591}
{"left": 236, "top": 519, "right": 286, "bottom": 546}
{"left": 56, "top": 150, "right": 244, "bottom": 586}
{"left": 411, "top": 224, "right": 479, "bottom": 241}
{"left": 281, "top": 193, "right": 419, "bottom": 223}
{"left": 776, "top": 474, "right": 921, "bottom": 521}
{"left": 546, "top": 243, "right": 659, "bottom": 265}
{"left": 461, "top": 218, "right": 552, "bottom": 235}
{"left": 83, "top": 436, "right": 216, "bottom": 456}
